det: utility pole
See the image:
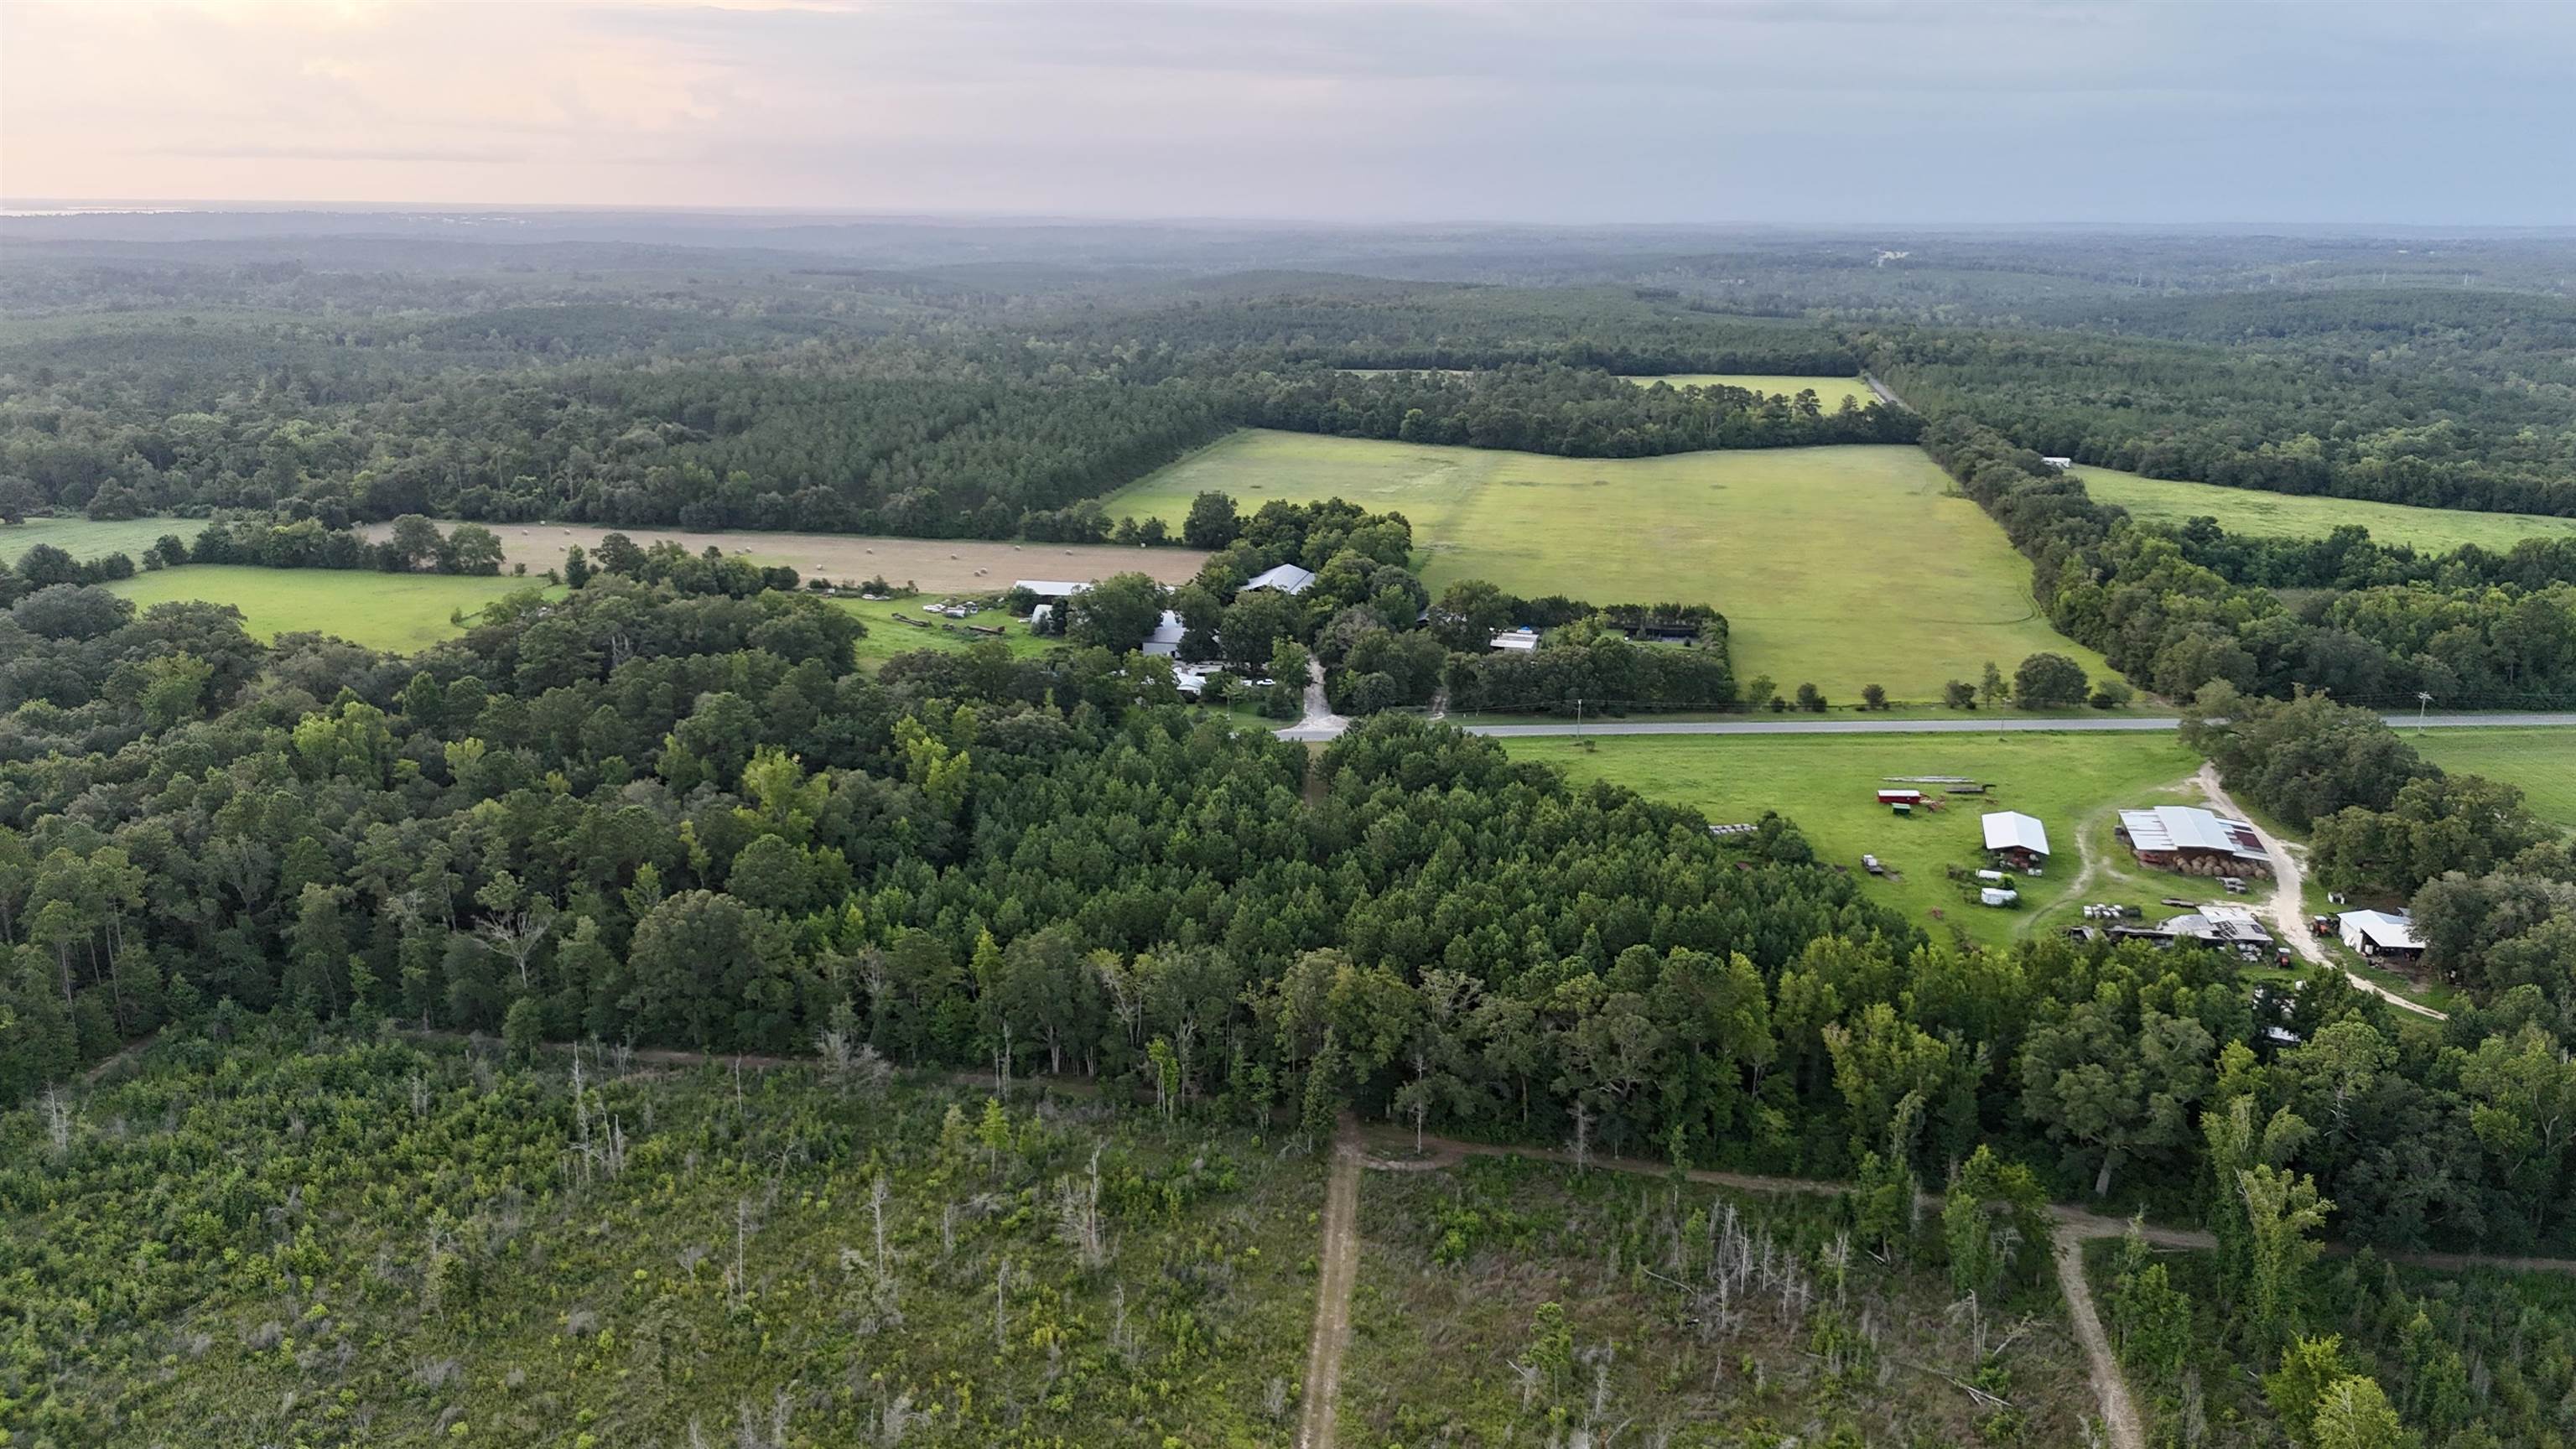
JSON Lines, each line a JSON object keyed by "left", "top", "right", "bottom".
{"left": 1575, "top": 696, "right": 1584, "bottom": 738}
{"left": 2416, "top": 691, "right": 2433, "bottom": 735}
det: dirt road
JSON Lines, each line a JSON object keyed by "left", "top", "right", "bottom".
{"left": 2193, "top": 763, "right": 2444, "bottom": 1021}
{"left": 2054, "top": 1223, "right": 2146, "bottom": 1449}
{"left": 1296, "top": 1120, "right": 1363, "bottom": 1449}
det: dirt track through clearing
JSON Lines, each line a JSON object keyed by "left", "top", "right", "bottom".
{"left": 2054, "top": 1222, "right": 2146, "bottom": 1449}
{"left": 1296, "top": 1120, "right": 1363, "bottom": 1449}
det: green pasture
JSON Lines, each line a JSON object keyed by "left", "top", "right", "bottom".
{"left": 2414, "top": 727, "right": 2576, "bottom": 829}
{"left": 1105, "top": 429, "right": 2114, "bottom": 699}
{"left": 1501, "top": 730, "right": 2203, "bottom": 948}
{"left": 834, "top": 594, "right": 1057, "bottom": 669}
{"left": 2073, "top": 465, "right": 2576, "bottom": 552}
{"left": 0, "top": 515, "right": 193, "bottom": 566}
{"left": 1623, "top": 372, "right": 1877, "bottom": 409}
{"left": 105, "top": 566, "right": 548, "bottom": 652}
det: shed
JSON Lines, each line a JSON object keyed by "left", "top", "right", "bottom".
{"left": 2338, "top": 910, "right": 2426, "bottom": 962}
{"left": 2041, "top": 456, "right": 2075, "bottom": 470}
{"left": 1979, "top": 887, "right": 2018, "bottom": 906}
{"left": 1489, "top": 628, "right": 1540, "bottom": 653}
{"left": 1239, "top": 563, "right": 1317, "bottom": 596}
{"left": 1877, "top": 789, "right": 1924, "bottom": 806}
{"left": 1981, "top": 811, "right": 2051, "bottom": 864}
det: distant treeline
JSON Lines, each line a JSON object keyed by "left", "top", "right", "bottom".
{"left": 1867, "top": 289, "right": 2576, "bottom": 518}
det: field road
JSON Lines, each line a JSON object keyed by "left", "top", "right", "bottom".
{"left": 1275, "top": 710, "right": 2576, "bottom": 743}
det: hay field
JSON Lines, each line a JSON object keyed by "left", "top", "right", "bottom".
{"left": 352, "top": 522, "right": 1208, "bottom": 593}
{"left": 1623, "top": 372, "right": 1877, "bottom": 409}
{"left": 2073, "top": 465, "right": 2576, "bottom": 552}
{"left": 2413, "top": 727, "right": 2576, "bottom": 829}
{"left": 0, "top": 515, "right": 192, "bottom": 565}
{"left": 1105, "top": 430, "right": 2111, "bottom": 699}
{"left": 105, "top": 566, "right": 548, "bottom": 652}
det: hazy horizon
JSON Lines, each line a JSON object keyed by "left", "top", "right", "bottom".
{"left": 7, "top": 1, "right": 2573, "bottom": 228}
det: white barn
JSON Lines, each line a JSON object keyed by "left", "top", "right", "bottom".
{"left": 1981, "top": 811, "right": 2050, "bottom": 864}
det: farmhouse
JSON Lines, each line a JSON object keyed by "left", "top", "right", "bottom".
{"left": 2116, "top": 805, "right": 2272, "bottom": 877}
{"left": 1143, "top": 610, "right": 1186, "bottom": 657}
{"left": 1239, "top": 563, "right": 1317, "bottom": 595}
{"left": 1980, "top": 811, "right": 2050, "bottom": 868}
{"left": 2338, "top": 909, "right": 2427, "bottom": 963}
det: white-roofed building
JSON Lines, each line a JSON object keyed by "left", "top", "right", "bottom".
{"left": 1143, "top": 610, "right": 1186, "bottom": 657}
{"left": 1981, "top": 811, "right": 2050, "bottom": 865}
{"left": 1015, "top": 579, "right": 1091, "bottom": 600}
{"left": 1489, "top": 629, "right": 1539, "bottom": 653}
{"left": 2117, "top": 805, "right": 2272, "bottom": 876}
{"left": 2339, "top": 910, "right": 2427, "bottom": 962}
{"left": 1239, "top": 563, "right": 1317, "bottom": 595}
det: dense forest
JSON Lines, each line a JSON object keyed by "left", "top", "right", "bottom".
{"left": 1867, "top": 291, "right": 2576, "bottom": 517}
{"left": 3, "top": 574, "right": 2568, "bottom": 1266}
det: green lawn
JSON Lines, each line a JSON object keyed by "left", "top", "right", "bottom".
{"left": 1499, "top": 730, "right": 2203, "bottom": 948}
{"left": 1622, "top": 372, "right": 1877, "bottom": 409}
{"left": 2413, "top": 727, "right": 2576, "bottom": 829}
{"left": 106, "top": 566, "right": 550, "bottom": 652}
{"left": 0, "top": 514, "right": 194, "bottom": 566}
{"left": 2072, "top": 465, "right": 2576, "bottom": 552}
{"left": 1105, "top": 430, "right": 2110, "bottom": 699}
{"left": 834, "top": 594, "right": 1058, "bottom": 669}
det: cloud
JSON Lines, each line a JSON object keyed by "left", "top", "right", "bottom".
{"left": 3, "top": 0, "right": 2570, "bottom": 223}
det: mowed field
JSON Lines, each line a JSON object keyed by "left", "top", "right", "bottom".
{"left": 2074, "top": 465, "right": 2576, "bottom": 552}
{"left": 1501, "top": 730, "right": 2203, "bottom": 947}
{"left": 834, "top": 595, "right": 1058, "bottom": 669}
{"left": 106, "top": 567, "right": 549, "bottom": 652}
{"left": 357, "top": 522, "right": 1208, "bottom": 593}
{"left": 0, "top": 515, "right": 192, "bottom": 565}
{"left": 2413, "top": 728, "right": 2576, "bottom": 829}
{"left": 1623, "top": 373, "right": 1877, "bottom": 409}
{"left": 1105, "top": 430, "right": 2112, "bottom": 699}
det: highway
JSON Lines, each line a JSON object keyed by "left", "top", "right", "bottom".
{"left": 1275, "top": 711, "right": 2576, "bottom": 743}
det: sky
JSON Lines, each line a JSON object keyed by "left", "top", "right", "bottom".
{"left": 4, "top": 0, "right": 2573, "bottom": 226}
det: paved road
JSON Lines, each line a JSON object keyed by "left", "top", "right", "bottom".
{"left": 1275, "top": 711, "right": 2576, "bottom": 743}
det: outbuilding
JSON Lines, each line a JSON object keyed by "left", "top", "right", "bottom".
{"left": 1490, "top": 629, "right": 1540, "bottom": 653}
{"left": 1239, "top": 563, "right": 1317, "bottom": 596}
{"left": 1981, "top": 811, "right": 2051, "bottom": 868}
{"left": 1877, "top": 788, "right": 1925, "bottom": 806}
{"left": 2338, "top": 909, "right": 2427, "bottom": 963}
{"left": 1142, "top": 610, "right": 1186, "bottom": 657}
